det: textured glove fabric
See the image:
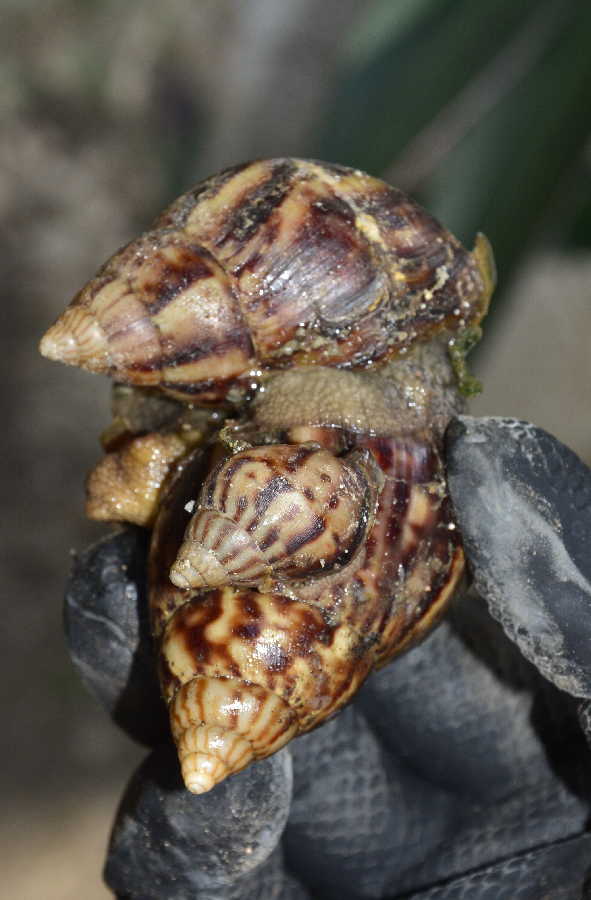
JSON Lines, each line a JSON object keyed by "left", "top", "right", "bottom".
{"left": 64, "top": 417, "right": 591, "bottom": 899}
{"left": 446, "top": 416, "right": 591, "bottom": 698}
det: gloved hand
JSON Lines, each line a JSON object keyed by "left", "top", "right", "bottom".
{"left": 64, "top": 416, "right": 591, "bottom": 900}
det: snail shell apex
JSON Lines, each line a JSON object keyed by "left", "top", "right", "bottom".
{"left": 40, "top": 158, "right": 493, "bottom": 403}
{"left": 169, "top": 444, "right": 379, "bottom": 590}
{"left": 170, "top": 676, "right": 298, "bottom": 794}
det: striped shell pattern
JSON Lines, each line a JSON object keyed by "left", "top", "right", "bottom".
{"left": 40, "top": 159, "right": 494, "bottom": 793}
{"left": 40, "top": 158, "right": 493, "bottom": 404}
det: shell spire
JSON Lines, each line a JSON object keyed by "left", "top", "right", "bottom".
{"left": 39, "top": 305, "right": 110, "bottom": 372}
{"left": 158, "top": 586, "right": 375, "bottom": 795}
{"left": 169, "top": 675, "right": 298, "bottom": 794}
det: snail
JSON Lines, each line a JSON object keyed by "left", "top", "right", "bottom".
{"left": 40, "top": 158, "right": 495, "bottom": 793}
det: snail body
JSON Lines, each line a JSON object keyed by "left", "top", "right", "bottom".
{"left": 40, "top": 159, "right": 494, "bottom": 793}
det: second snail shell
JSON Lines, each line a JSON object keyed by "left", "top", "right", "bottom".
{"left": 39, "top": 158, "right": 494, "bottom": 793}
{"left": 151, "top": 434, "right": 465, "bottom": 794}
{"left": 169, "top": 444, "right": 379, "bottom": 590}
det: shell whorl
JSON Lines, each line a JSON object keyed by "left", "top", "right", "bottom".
{"left": 169, "top": 444, "right": 378, "bottom": 590}
{"left": 39, "top": 158, "right": 493, "bottom": 403}
{"left": 40, "top": 305, "right": 110, "bottom": 371}
{"left": 159, "top": 585, "right": 375, "bottom": 793}
{"left": 169, "top": 676, "right": 298, "bottom": 794}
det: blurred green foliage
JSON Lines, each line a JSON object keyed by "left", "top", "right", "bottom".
{"left": 7, "top": 0, "right": 590, "bottom": 322}
{"left": 318, "top": 0, "right": 591, "bottom": 308}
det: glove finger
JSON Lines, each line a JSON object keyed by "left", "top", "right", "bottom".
{"left": 577, "top": 699, "right": 591, "bottom": 750}
{"left": 359, "top": 593, "right": 545, "bottom": 802}
{"left": 446, "top": 416, "right": 591, "bottom": 698}
{"left": 114, "top": 847, "right": 311, "bottom": 900}
{"left": 403, "top": 831, "right": 591, "bottom": 899}
{"left": 201, "top": 845, "right": 312, "bottom": 900}
{"left": 104, "top": 743, "right": 294, "bottom": 900}
{"left": 357, "top": 594, "right": 589, "bottom": 888}
{"left": 64, "top": 526, "right": 169, "bottom": 746}
{"left": 284, "top": 705, "right": 457, "bottom": 900}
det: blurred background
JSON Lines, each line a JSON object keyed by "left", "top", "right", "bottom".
{"left": 2, "top": 1, "right": 591, "bottom": 896}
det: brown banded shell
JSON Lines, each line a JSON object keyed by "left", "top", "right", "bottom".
{"left": 169, "top": 443, "right": 379, "bottom": 591}
{"left": 149, "top": 434, "right": 464, "bottom": 794}
{"left": 40, "top": 158, "right": 494, "bottom": 403}
{"left": 39, "top": 157, "right": 494, "bottom": 795}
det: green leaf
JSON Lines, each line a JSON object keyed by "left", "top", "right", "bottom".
{"left": 421, "top": 1, "right": 591, "bottom": 286}
{"left": 317, "top": 0, "right": 545, "bottom": 174}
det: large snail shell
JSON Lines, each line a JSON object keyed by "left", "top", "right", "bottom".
{"left": 169, "top": 443, "right": 379, "bottom": 590}
{"left": 40, "top": 158, "right": 494, "bottom": 403}
{"left": 149, "top": 435, "right": 464, "bottom": 794}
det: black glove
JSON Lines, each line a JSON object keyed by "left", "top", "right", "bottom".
{"left": 64, "top": 416, "right": 591, "bottom": 900}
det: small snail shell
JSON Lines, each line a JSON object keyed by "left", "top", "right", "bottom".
{"left": 169, "top": 444, "right": 379, "bottom": 590}
{"left": 39, "top": 158, "right": 494, "bottom": 403}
